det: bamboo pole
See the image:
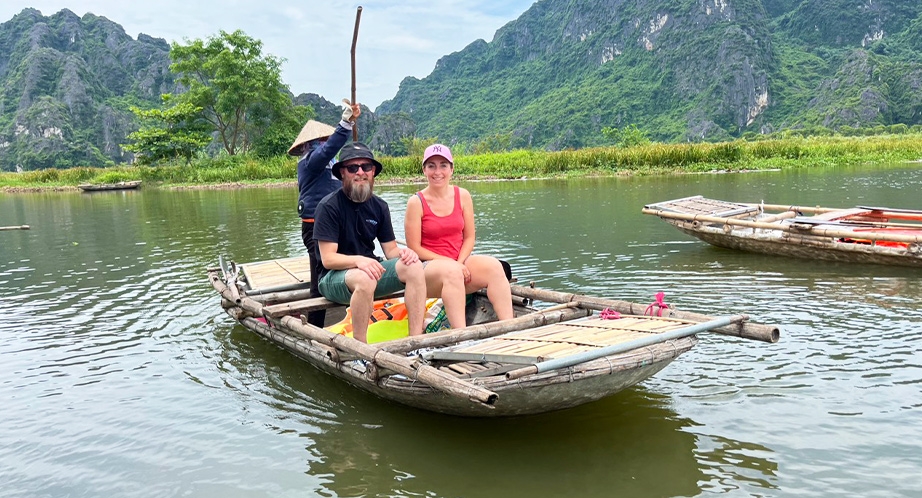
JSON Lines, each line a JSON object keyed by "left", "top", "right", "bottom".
{"left": 740, "top": 203, "right": 840, "bottom": 214}
{"left": 0, "top": 225, "right": 30, "bottom": 231}
{"left": 510, "top": 284, "right": 780, "bottom": 343}
{"left": 210, "top": 269, "right": 498, "bottom": 407}
{"left": 505, "top": 314, "right": 748, "bottom": 380}
{"left": 755, "top": 211, "right": 798, "bottom": 223}
{"left": 210, "top": 271, "right": 266, "bottom": 316}
{"left": 279, "top": 315, "right": 497, "bottom": 406}
{"left": 350, "top": 6, "right": 362, "bottom": 142}
{"left": 642, "top": 208, "right": 922, "bottom": 245}
{"left": 246, "top": 288, "right": 313, "bottom": 303}
{"left": 379, "top": 304, "right": 591, "bottom": 354}
{"left": 743, "top": 203, "right": 922, "bottom": 219}
{"left": 263, "top": 296, "right": 342, "bottom": 317}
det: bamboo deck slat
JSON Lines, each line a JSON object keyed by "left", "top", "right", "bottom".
{"left": 646, "top": 196, "right": 759, "bottom": 217}
{"left": 240, "top": 256, "right": 312, "bottom": 292}
{"left": 430, "top": 315, "right": 699, "bottom": 364}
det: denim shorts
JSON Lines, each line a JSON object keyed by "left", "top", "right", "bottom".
{"left": 318, "top": 258, "right": 406, "bottom": 304}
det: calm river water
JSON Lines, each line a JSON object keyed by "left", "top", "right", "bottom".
{"left": 2, "top": 163, "right": 921, "bottom": 497}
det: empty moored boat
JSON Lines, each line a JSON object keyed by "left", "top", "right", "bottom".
{"left": 77, "top": 180, "right": 142, "bottom": 192}
{"left": 643, "top": 196, "right": 922, "bottom": 267}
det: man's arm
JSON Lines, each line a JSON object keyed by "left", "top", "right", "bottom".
{"left": 319, "top": 240, "right": 388, "bottom": 280}
{"left": 381, "top": 240, "right": 420, "bottom": 266}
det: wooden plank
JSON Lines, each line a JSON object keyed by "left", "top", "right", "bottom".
{"left": 645, "top": 196, "right": 758, "bottom": 217}
{"left": 241, "top": 256, "right": 313, "bottom": 292}
{"left": 427, "top": 351, "right": 543, "bottom": 364}
{"left": 426, "top": 314, "right": 704, "bottom": 366}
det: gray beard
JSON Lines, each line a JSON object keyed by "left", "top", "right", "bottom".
{"left": 345, "top": 181, "right": 373, "bottom": 203}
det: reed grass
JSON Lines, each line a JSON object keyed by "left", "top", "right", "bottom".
{"left": 2, "top": 134, "right": 921, "bottom": 190}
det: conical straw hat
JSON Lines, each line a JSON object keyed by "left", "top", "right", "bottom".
{"left": 287, "top": 120, "right": 337, "bottom": 156}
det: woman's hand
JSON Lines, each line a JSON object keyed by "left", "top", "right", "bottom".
{"left": 398, "top": 247, "right": 420, "bottom": 266}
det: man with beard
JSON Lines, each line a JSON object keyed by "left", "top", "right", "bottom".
{"left": 313, "top": 142, "right": 427, "bottom": 343}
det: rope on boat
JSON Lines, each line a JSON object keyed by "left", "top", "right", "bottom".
{"left": 644, "top": 292, "right": 669, "bottom": 317}
{"left": 599, "top": 308, "right": 621, "bottom": 320}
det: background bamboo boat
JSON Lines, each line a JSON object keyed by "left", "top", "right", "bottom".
{"left": 208, "top": 256, "right": 780, "bottom": 417}
{"left": 643, "top": 196, "right": 922, "bottom": 267}
{"left": 77, "top": 180, "right": 141, "bottom": 192}
{"left": 0, "top": 225, "right": 30, "bottom": 231}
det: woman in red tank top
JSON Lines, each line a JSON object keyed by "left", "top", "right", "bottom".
{"left": 405, "top": 144, "right": 513, "bottom": 328}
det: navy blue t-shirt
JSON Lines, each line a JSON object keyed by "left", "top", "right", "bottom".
{"left": 313, "top": 189, "right": 396, "bottom": 281}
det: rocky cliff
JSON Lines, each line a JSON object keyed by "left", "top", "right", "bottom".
{"left": 0, "top": 8, "right": 174, "bottom": 171}
{"left": 377, "top": 0, "right": 922, "bottom": 148}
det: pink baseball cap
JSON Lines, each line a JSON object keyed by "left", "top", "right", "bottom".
{"left": 422, "top": 144, "right": 453, "bottom": 165}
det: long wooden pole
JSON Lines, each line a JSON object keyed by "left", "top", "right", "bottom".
{"left": 350, "top": 6, "right": 363, "bottom": 142}
{"left": 642, "top": 208, "right": 922, "bottom": 244}
{"left": 506, "top": 314, "right": 749, "bottom": 380}
{"left": 509, "top": 284, "right": 781, "bottom": 343}
{"left": 209, "top": 269, "right": 498, "bottom": 407}
{"left": 745, "top": 203, "right": 922, "bottom": 218}
{"left": 278, "top": 315, "right": 498, "bottom": 406}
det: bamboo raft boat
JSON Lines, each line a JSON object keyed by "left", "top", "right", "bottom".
{"left": 77, "top": 180, "right": 142, "bottom": 192}
{"left": 0, "top": 225, "right": 30, "bottom": 231}
{"left": 643, "top": 196, "right": 922, "bottom": 267}
{"left": 208, "top": 256, "right": 780, "bottom": 417}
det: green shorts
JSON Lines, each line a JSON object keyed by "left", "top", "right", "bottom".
{"left": 318, "top": 258, "right": 406, "bottom": 305}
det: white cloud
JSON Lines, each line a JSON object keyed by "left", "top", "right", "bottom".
{"left": 0, "top": 0, "right": 534, "bottom": 109}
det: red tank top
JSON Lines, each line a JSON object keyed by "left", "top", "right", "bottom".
{"left": 418, "top": 186, "right": 464, "bottom": 260}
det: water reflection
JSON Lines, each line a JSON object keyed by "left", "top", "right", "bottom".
{"left": 2, "top": 164, "right": 922, "bottom": 497}
{"left": 296, "top": 384, "right": 770, "bottom": 498}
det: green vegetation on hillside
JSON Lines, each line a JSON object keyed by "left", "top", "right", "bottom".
{"left": 378, "top": 0, "right": 922, "bottom": 150}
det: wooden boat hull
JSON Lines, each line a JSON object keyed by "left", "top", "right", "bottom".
{"left": 78, "top": 180, "right": 141, "bottom": 191}
{"left": 236, "top": 312, "right": 691, "bottom": 417}
{"left": 644, "top": 196, "right": 922, "bottom": 268}
{"left": 209, "top": 256, "right": 779, "bottom": 417}
{"left": 668, "top": 220, "right": 922, "bottom": 267}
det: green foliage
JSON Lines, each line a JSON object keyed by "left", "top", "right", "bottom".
{"left": 377, "top": 0, "right": 922, "bottom": 149}
{"left": 251, "top": 105, "right": 315, "bottom": 158}
{"left": 91, "top": 171, "right": 134, "bottom": 184}
{"left": 471, "top": 132, "right": 514, "bottom": 154}
{"left": 5, "top": 133, "right": 922, "bottom": 189}
{"left": 123, "top": 101, "right": 211, "bottom": 165}
{"left": 601, "top": 124, "right": 651, "bottom": 148}
{"left": 169, "top": 30, "right": 291, "bottom": 155}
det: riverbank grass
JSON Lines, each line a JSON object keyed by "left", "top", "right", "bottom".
{"left": 2, "top": 134, "right": 921, "bottom": 190}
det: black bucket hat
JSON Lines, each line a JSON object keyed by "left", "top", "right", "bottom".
{"left": 334, "top": 142, "right": 383, "bottom": 180}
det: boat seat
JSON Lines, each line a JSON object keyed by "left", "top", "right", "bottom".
{"left": 644, "top": 195, "right": 759, "bottom": 217}
{"left": 240, "top": 256, "right": 313, "bottom": 294}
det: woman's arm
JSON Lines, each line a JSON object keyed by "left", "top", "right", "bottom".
{"left": 457, "top": 188, "right": 476, "bottom": 263}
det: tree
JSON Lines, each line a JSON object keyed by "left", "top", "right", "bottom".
{"left": 169, "top": 30, "right": 291, "bottom": 155}
{"left": 602, "top": 124, "right": 651, "bottom": 148}
{"left": 251, "top": 105, "right": 315, "bottom": 158}
{"left": 123, "top": 100, "right": 211, "bottom": 164}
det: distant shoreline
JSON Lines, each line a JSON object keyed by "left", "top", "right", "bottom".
{"left": 0, "top": 169, "right": 777, "bottom": 193}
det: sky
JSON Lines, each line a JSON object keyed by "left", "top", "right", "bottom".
{"left": 1, "top": 1, "right": 536, "bottom": 109}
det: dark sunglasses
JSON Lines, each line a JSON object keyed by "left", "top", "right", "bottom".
{"left": 343, "top": 162, "right": 375, "bottom": 174}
